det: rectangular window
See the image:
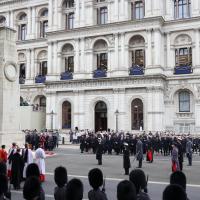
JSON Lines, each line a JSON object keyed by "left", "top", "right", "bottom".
{"left": 175, "top": 47, "right": 192, "bottom": 66}
{"left": 19, "top": 63, "right": 26, "bottom": 78}
{"left": 39, "top": 61, "right": 47, "bottom": 76}
{"left": 174, "top": 0, "right": 191, "bottom": 19}
{"left": 66, "top": 13, "right": 74, "bottom": 29}
{"left": 40, "top": 20, "right": 48, "bottom": 38}
{"left": 132, "top": 49, "right": 145, "bottom": 67}
{"left": 19, "top": 24, "right": 27, "bottom": 40}
{"left": 65, "top": 56, "right": 74, "bottom": 72}
{"left": 97, "top": 53, "right": 108, "bottom": 70}
{"left": 179, "top": 91, "right": 190, "bottom": 112}
{"left": 132, "top": 1, "right": 144, "bottom": 20}
{"left": 97, "top": 7, "right": 108, "bottom": 24}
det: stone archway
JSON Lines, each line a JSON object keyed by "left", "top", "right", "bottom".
{"left": 95, "top": 101, "right": 107, "bottom": 132}
{"left": 131, "top": 98, "right": 143, "bottom": 130}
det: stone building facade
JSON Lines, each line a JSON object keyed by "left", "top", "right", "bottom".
{"left": 0, "top": 0, "right": 200, "bottom": 133}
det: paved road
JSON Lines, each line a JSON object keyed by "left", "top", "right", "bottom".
{"left": 12, "top": 146, "right": 200, "bottom": 200}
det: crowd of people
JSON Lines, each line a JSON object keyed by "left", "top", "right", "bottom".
{"left": 0, "top": 160, "right": 191, "bottom": 200}
{"left": 23, "top": 129, "right": 59, "bottom": 151}
{"left": 0, "top": 128, "right": 198, "bottom": 200}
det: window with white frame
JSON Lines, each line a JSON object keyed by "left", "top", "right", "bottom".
{"left": 174, "top": 0, "right": 191, "bottom": 19}
{"left": 131, "top": 0, "right": 144, "bottom": 20}
{"left": 18, "top": 13, "right": 27, "bottom": 40}
{"left": 94, "top": 40, "right": 108, "bottom": 71}
{"left": 129, "top": 35, "right": 145, "bottom": 67}
{"left": 179, "top": 90, "right": 190, "bottom": 112}
{"left": 95, "top": 0, "right": 108, "bottom": 25}
{"left": 62, "top": 0, "right": 75, "bottom": 30}
{"left": 37, "top": 50, "right": 48, "bottom": 76}
{"left": 175, "top": 47, "right": 192, "bottom": 67}
{"left": 62, "top": 44, "right": 74, "bottom": 73}
{"left": 40, "top": 9, "right": 48, "bottom": 38}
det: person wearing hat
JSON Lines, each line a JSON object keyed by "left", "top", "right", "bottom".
{"left": 171, "top": 143, "right": 180, "bottom": 172}
{"left": 123, "top": 143, "right": 131, "bottom": 175}
{"left": 186, "top": 138, "right": 193, "bottom": 166}
{"left": 96, "top": 138, "right": 103, "bottom": 165}
{"left": 136, "top": 136, "right": 143, "bottom": 168}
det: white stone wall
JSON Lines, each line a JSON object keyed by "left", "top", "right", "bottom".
{"left": 0, "top": 0, "right": 200, "bottom": 133}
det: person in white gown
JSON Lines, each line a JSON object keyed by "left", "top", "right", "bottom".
{"left": 22, "top": 143, "right": 33, "bottom": 178}
{"left": 35, "top": 145, "right": 46, "bottom": 182}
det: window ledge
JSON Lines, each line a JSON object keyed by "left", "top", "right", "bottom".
{"left": 176, "top": 112, "right": 193, "bottom": 118}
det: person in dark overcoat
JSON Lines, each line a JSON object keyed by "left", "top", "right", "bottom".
{"left": 123, "top": 143, "right": 131, "bottom": 175}
{"left": 96, "top": 138, "right": 103, "bottom": 165}
{"left": 136, "top": 137, "right": 143, "bottom": 168}
{"left": 10, "top": 148, "right": 24, "bottom": 190}
{"left": 186, "top": 138, "right": 193, "bottom": 166}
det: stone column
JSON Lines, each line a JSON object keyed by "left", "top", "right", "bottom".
{"left": 145, "top": 0, "right": 152, "bottom": 18}
{"left": 146, "top": 29, "right": 152, "bottom": 67}
{"left": 53, "top": 42, "right": 58, "bottom": 75}
{"left": 120, "top": 0, "right": 125, "bottom": 20}
{"left": 80, "top": 37, "right": 85, "bottom": 75}
{"left": 54, "top": 0, "right": 58, "bottom": 29}
{"left": 124, "top": 0, "right": 129, "bottom": 20}
{"left": 80, "top": 0, "right": 85, "bottom": 27}
{"left": 118, "top": 89, "right": 126, "bottom": 130}
{"left": 165, "top": 0, "right": 173, "bottom": 20}
{"left": 57, "top": 52, "right": 62, "bottom": 75}
{"left": 114, "top": 33, "right": 119, "bottom": 72}
{"left": 26, "top": 49, "right": 31, "bottom": 80}
{"left": 191, "top": 0, "right": 200, "bottom": 17}
{"left": 75, "top": 0, "right": 80, "bottom": 28}
{"left": 58, "top": 7, "right": 62, "bottom": 29}
{"left": 27, "top": 7, "right": 32, "bottom": 40}
{"left": 114, "top": 0, "right": 119, "bottom": 21}
{"left": 47, "top": 42, "right": 53, "bottom": 77}
{"left": 121, "top": 32, "right": 125, "bottom": 69}
{"left": 193, "top": 29, "right": 200, "bottom": 74}
{"left": 31, "top": 7, "right": 36, "bottom": 39}
{"left": 74, "top": 39, "right": 80, "bottom": 73}
{"left": 154, "top": 29, "right": 161, "bottom": 66}
{"left": 30, "top": 49, "right": 35, "bottom": 79}
{"left": 48, "top": 0, "right": 53, "bottom": 31}
{"left": 73, "top": 90, "right": 79, "bottom": 129}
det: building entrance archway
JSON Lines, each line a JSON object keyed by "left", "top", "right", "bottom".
{"left": 95, "top": 101, "right": 107, "bottom": 132}
{"left": 131, "top": 98, "right": 143, "bottom": 130}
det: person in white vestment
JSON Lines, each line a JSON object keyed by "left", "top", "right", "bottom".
{"left": 35, "top": 146, "right": 46, "bottom": 182}
{"left": 22, "top": 143, "right": 33, "bottom": 178}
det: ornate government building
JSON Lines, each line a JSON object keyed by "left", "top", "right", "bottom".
{"left": 0, "top": 0, "right": 200, "bottom": 133}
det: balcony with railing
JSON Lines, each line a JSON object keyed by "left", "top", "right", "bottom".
{"left": 129, "top": 65, "right": 144, "bottom": 76}
{"left": 60, "top": 71, "right": 73, "bottom": 80}
{"left": 35, "top": 75, "right": 46, "bottom": 83}
{"left": 174, "top": 66, "right": 193, "bottom": 75}
{"left": 93, "top": 69, "right": 107, "bottom": 78}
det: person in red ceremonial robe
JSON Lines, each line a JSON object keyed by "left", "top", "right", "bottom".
{"left": 171, "top": 143, "right": 180, "bottom": 172}
{"left": 146, "top": 137, "right": 153, "bottom": 163}
{"left": 35, "top": 145, "right": 46, "bottom": 182}
{"left": 0, "top": 145, "right": 8, "bottom": 163}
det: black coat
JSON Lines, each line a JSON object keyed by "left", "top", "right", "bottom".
{"left": 123, "top": 149, "right": 130, "bottom": 169}
{"left": 10, "top": 153, "right": 24, "bottom": 187}
{"left": 96, "top": 143, "right": 103, "bottom": 160}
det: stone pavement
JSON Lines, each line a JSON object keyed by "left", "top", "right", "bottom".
{"left": 12, "top": 147, "right": 200, "bottom": 200}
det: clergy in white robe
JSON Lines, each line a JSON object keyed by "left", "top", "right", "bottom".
{"left": 23, "top": 144, "right": 34, "bottom": 178}
{"left": 35, "top": 147, "right": 46, "bottom": 182}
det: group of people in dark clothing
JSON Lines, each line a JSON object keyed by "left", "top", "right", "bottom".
{"left": 24, "top": 129, "right": 59, "bottom": 151}
{"left": 0, "top": 160, "right": 191, "bottom": 200}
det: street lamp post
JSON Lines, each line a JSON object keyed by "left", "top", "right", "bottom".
{"left": 115, "top": 109, "right": 119, "bottom": 132}
{"left": 50, "top": 110, "right": 54, "bottom": 131}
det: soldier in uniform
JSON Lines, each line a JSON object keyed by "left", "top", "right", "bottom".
{"left": 123, "top": 143, "right": 131, "bottom": 175}
{"left": 136, "top": 137, "right": 143, "bottom": 168}
{"left": 96, "top": 138, "right": 103, "bottom": 165}
{"left": 186, "top": 138, "right": 193, "bottom": 166}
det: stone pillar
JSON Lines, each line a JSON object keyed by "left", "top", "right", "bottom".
{"left": 118, "top": 89, "right": 126, "bottom": 130}
{"left": 26, "top": 49, "right": 31, "bottom": 80}
{"left": 146, "top": 29, "right": 152, "bottom": 68}
{"left": 124, "top": 0, "right": 129, "bottom": 20}
{"left": 10, "top": 11, "right": 14, "bottom": 28}
{"left": 27, "top": 7, "right": 32, "bottom": 40}
{"left": 194, "top": 29, "right": 200, "bottom": 74}
{"left": 31, "top": 7, "right": 36, "bottom": 39}
{"left": 53, "top": 42, "right": 58, "bottom": 75}
{"left": 145, "top": 0, "right": 152, "bottom": 18}
{"left": 54, "top": 0, "right": 58, "bottom": 29}
{"left": 113, "top": 33, "right": 119, "bottom": 75}
{"left": 30, "top": 49, "right": 35, "bottom": 79}
{"left": 57, "top": 52, "right": 62, "bottom": 75}
{"left": 58, "top": 7, "right": 62, "bottom": 29}
{"left": 46, "top": 42, "right": 53, "bottom": 80}
{"left": 75, "top": 0, "right": 80, "bottom": 28}
{"left": 120, "top": 0, "right": 125, "bottom": 20}
{"left": 165, "top": 0, "right": 173, "bottom": 20}
{"left": 73, "top": 90, "right": 79, "bottom": 129}
{"left": 114, "top": 0, "right": 119, "bottom": 21}
{"left": 74, "top": 39, "right": 80, "bottom": 74}
{"left": 80, "top": 0, "right": 85, "bottom": 27}
{"left": 48, "top": 0, "right": 53, "bottom": 31}
{"left": 0, "top": 27, "right": 24, "bottom": 146}
{"left": 191, "top": 0, "right": 200, "bottom": 17}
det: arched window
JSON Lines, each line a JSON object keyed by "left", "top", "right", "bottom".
{"left": 174, "top": 0, "right": 191, "bottom": 19}
{"left": 93, "top": 40, "right": 108, "bottom": 71}
{"left": 179, "top": 91, "right": 190, "bottom": 112}
{"left": 62, "top": 44, "right": 74, "bottom": 73}
{"left": 0, "top": 16, "right": 6, "bottom": 25}
{"left": 62, "top": 0, "right": 75, "bottom": 29}
{"left": 18, "top": 13, "right": 27, "bottom": 40}
{"left": 39, "top": 9, "right": 48, "bottom": 38}
{"left": 62, "top": 101, "right": 72, "bottom": 129}
{"left": 131, "top": 0, "right": 145, "bottom": 20}
{"left": 131, "top": 99, "right": 143, "bottom": 130}
{"left": 37, "top": 50, "right": 48, "bottom": 76}
{"left": 18, "top": 53, "right": 26, "bottom": 84}
{"left": 129, "top": 35, "right": 145, "bottom": 67}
